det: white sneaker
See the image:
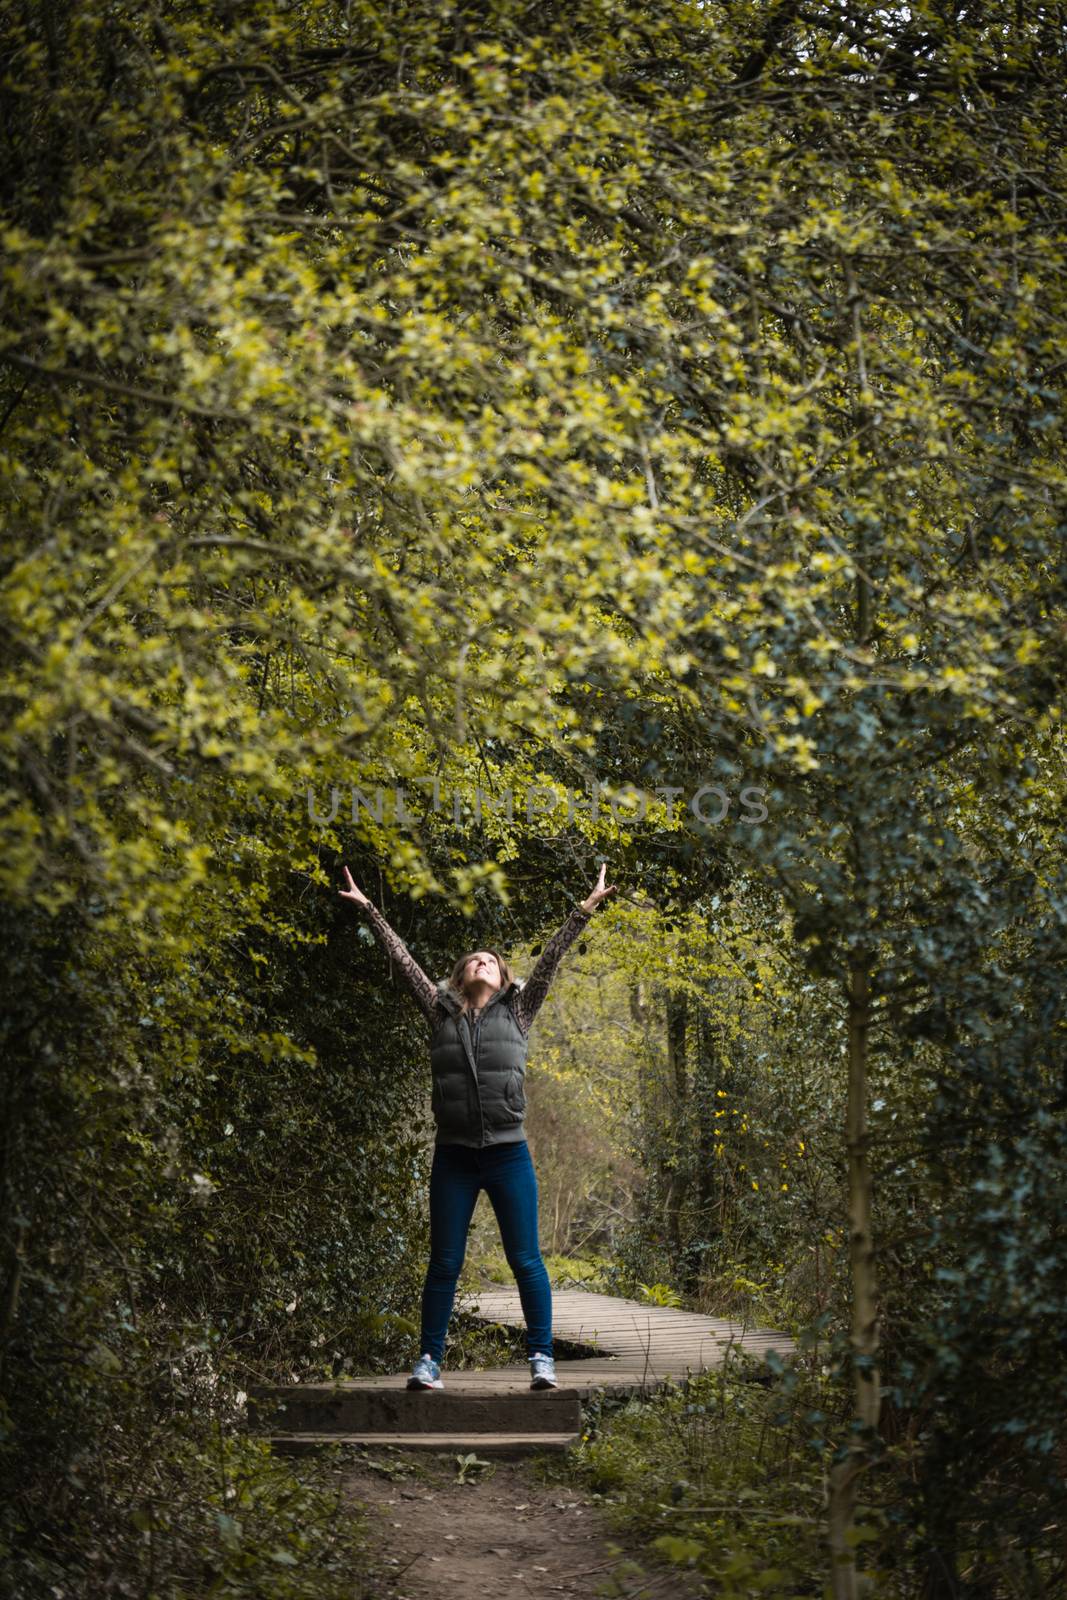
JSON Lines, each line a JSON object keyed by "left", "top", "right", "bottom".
{"left": 407, "top": 1353, "right": 443, "bottom": 1389}
{"left": 529, "top": 1351, "right": 558, "bottom": 1389}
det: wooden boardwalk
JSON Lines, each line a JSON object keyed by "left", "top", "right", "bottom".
{"left": 468, "top": 1285, "right": 794, "bottom": 1396}
{"left": 249, "top": 1286, "right": 793, "bottom": 1458}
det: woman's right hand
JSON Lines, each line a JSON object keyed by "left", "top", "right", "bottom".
{"left": 339, "top": 865, "right": 372, "bottom": 908}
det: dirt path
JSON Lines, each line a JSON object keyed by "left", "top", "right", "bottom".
{"left": 345, "top": 1448, "right": 706, "bottom": 1600}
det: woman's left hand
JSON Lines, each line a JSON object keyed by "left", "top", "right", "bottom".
{"left": 580, "top": 861, "right": 617, "bottom": 914}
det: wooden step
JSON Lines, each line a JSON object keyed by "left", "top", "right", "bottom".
{"left": 270, "top": 1431, "right": 582, "bottom": 1459}
{"left": 250, "top": 1289, "right": 793, "bottom": 1463}
{"left": 249, "top": 1384, "right": 582, "bottom": 1435}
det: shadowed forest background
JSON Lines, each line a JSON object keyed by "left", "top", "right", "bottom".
{"left": 1, "top": 1, "right": 1065, "bottom": 1596}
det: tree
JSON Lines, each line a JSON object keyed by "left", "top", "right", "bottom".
{"left": 2, "top": 1, "right": 1065, "bottom": 1593}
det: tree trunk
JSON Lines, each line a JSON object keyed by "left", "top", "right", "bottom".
{"left": 663, "top": 982, "right": 689, "bottom": 1272}
{"left": 690, "top": 1003, "right": 729, "bottom": 1297}
{"left": 828, "top": 952, "right": 880, "bottom": 1598}
{"left": 630, "top": 978, "right": 653, "bottom": 1126}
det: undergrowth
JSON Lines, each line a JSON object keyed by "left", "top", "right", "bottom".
{"left": 1, "top": 1423, "right": 375, "bottom": 1600}
{"left": 531, "top": 1352, "right": 897, "bottom": 1599}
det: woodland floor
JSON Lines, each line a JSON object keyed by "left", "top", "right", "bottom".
{"left": 346, "top": 1447, "right": 707, "bottom": 1600}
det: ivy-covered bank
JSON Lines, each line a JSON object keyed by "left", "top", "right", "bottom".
{"left": 3, "top": 0, "right": 1066, "bottom": 1596}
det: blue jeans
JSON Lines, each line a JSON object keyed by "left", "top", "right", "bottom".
{"left": 419, "top": 1139, "right": 553, "bottom": 1362}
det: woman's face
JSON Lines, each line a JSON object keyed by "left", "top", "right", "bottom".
{"left": 464, "top": 951, "right": 501, "bottom": 991}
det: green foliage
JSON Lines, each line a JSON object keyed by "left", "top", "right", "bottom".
{"left": 635, "top": 1281, "right": 683, "bottom": 1308}
{"left": 542, "top": 1359, "right": 852, "bottom": 1597}
{"left": 547, "top": 1350, "right": 1065, "bottom": 1597}
{"left": 453, "top": 1451, "right": 495, "bottom": 1485}
{"left": 1, "top": 1422, "right": 374, "bottom": 1600}
{"left": 547, "top": 1254, "right": 616, "bottom": 1292}
{"left": 2, "top": 0, "right": 1066, "bottom": 1594}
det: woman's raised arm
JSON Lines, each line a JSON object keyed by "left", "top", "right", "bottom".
{"left": 512, "top": 863, "right": 617, "bottom": 1036}
{"left": 339, "top": 866, "right": 440, "bottom": 1025}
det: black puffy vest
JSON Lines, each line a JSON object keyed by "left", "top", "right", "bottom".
{"left": 429, "top": 977, "right": 529, "bottom": 1147}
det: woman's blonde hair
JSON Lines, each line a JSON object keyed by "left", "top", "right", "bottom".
{"left": 446, "top": 948, "right": 514, "bottom": 1011}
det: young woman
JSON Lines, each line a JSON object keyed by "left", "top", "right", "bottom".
{"left": 338, "top": 862, "right": 617, "bottom": 1391}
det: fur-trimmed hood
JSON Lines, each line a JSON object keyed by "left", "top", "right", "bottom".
{"left": 433, "top": 975, "right": 525, "bottom": 1012}
{"left": 433, "top": 975, "right": 525, "bottom": 990}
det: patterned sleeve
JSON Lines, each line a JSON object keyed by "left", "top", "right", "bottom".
{"left": 512, "top": 905, "right": 593, "bottom": 1036}
{"left": 357, "top": 901, "right": 441, "bottom": 1027}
